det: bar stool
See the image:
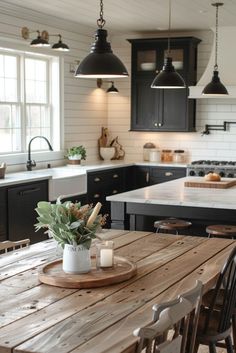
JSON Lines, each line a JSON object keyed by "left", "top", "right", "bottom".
{"left": 206, "top": 224, "right": 236, "bottom": 239}
{"left": 154, "top": 218, "right": 192, "bottom": 235}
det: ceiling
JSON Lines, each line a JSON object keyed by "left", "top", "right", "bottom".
{"left": 3, "top": 0, "right": 236, "bottom": 33}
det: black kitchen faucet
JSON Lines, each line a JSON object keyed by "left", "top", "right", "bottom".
{"left": 26, "top": 136, "right": 53, "bottom": 171}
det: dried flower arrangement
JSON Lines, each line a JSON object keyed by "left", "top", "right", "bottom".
{"left": 35, "top": 199, "right": 106, "bottom": 249}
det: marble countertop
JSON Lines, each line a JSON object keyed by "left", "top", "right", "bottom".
{"left": 107, "top": 177, "right": 236, "bottom": 210}
{"left": 0, "top": 161, "right": 187, "bottom": 187}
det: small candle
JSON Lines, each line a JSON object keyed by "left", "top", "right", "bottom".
{"left": 97, "top": 241, "right": 114, "bottom": 268}
{"left": 100, "top": 248, "right": 113, "bottom": 267}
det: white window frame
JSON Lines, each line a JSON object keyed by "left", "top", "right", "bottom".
{"left": 0, "top": 40, "right": 64, "bottom": 166}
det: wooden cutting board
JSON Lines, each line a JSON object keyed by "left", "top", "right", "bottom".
{"left": 184, "top": 178, "right": 236, "bottom": 189}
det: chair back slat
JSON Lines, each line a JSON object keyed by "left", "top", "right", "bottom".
{"left": 134, "top": 281, "right": 202, "bottom": 353}
{"left": 0, "top": 239, "right": 30, "bottom": 253}
{"left": 203, "top": 247, "right": 236, "bottom": 333}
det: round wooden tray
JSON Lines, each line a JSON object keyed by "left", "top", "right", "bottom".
{"left": 38, "top": 256, "right": 137, "bottom": 288}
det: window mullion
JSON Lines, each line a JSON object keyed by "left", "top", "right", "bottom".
{"left": 21, "top": 53, "right": 27, "bottom": 152}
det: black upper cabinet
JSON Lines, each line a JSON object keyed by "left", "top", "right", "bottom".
{"left": 128, "top": 37, "right": 201, "bottom": 132}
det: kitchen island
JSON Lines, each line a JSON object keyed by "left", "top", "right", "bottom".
{"left": 107, "top": 177, "right": 236, "bottom": 234}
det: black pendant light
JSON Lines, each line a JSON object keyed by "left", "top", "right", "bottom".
{"left": 75, "top": 0, "right": 128, "bottom": 78}
{"left": 52, "top": 35, "right": 70, "bottom": 52}
{"left": 151, "top": 0, "right": 185, "bottom": 89}
{"left": 107, "top": 81, "right": 119, "bottom": 93}
{"left": 202, "top": 2, "right": 228, "bottom": 96}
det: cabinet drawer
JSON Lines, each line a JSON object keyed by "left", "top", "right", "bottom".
{"left": 87, "top": 169, "right": 125, "bottom": 192}
{"left": 150, "top": 167, "right": 186, "bottom": 184}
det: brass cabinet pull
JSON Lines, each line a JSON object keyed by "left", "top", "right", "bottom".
{"left": 94, "top": 193, "right": 100, "bottom": 198}
{"left": 165, "top": 172, "right": 173, "bottom": 176}
{"left": 113, "top": 174, "right": 119, "bottom": 179}
{"left": 94, "top": 177, "right": 101, "bottom": 182}
{"left": 112, "top": 190, "right": 118, "bottom": 194}
{"left": 146, "top": 172, "right": 150, "bottom": 183}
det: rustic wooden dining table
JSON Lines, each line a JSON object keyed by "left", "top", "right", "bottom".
{"left": 0, "top": 229, "right": 235, "bottom": 353}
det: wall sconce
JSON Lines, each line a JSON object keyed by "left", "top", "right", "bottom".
{"left": 21, "top": 27, "right": 70, "bottom": 51}
{"left": 97, "top": 79, "right": 119, "bottom": 93}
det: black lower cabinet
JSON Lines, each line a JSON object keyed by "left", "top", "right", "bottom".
{"left": 0, "top": 187, "right": 7, "bottom": 241}
{"left": 87, "top": 168, "right": 127, "bottom": 227}
{"left": 134, "top": 165, "right": 187, "bottom": 189}
{"left": 149, "top": 167, "right": 186, "bottom": 184}
{"left": 133, "top": 166, "right": 150, "bottom": 189}
{"left": 8, "top": 180, "right": 48, "bottom": 244}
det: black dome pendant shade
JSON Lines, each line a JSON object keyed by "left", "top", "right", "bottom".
{"left": 202, "top": 70, "right": 228, "bottom": 95}
{"left": 202, "top": 2, "right": 228, "bottom": 96}
{"left": 52, "top": 35, "right": 70, "bottom": 51}
{"left": 75, "top": 29, "right": 128, "bottom": 78}
{"left": 151, "top": 0, "right": 185, "bottom": 89}
{"left": 151, "top": 57, "right": 185, "bottom": 88}
{"left": 75, "top": 0, "right": 128, "bottom": 79}
{"left": 107, "top": 81, "right": 119, "bottom": 93}
{"left": 30, "top": 31, "right": 50, "bottom": 47}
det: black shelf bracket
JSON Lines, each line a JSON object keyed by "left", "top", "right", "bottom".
{"left": 201, "top": 121, "right": 236, "bottom": 135}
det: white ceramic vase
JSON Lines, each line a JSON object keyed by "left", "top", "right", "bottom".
{"left": 100, "top": 147, "right": 115, "bottom": 160}
{"left": 62, "top": 244, "right": 91, "bottom": 274}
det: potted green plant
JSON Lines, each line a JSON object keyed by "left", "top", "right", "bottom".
{"left": 35, "top": 199, "right": 106, "bottom": 274}
{"left": 65, "top": 145, "right": 86, "bottom": 164}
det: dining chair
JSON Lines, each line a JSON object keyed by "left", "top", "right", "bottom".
{"left": 133, "top": 297, "right": 194, "bottom": 353}
{"left": 0, "top": 239, "right": 30, "bottom": 253}
{"left": 194, "top": 246, "right": 236, "bottom": 353}
{"left": 152, "top": 280, "right": 203, "bottom": 353}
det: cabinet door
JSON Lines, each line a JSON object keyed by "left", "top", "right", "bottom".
{"left": 131, "top": 77, "right": 161, "bottom": 131}
{"left": 8, "top": 181, "right": 48, "bottom": 244}
{"left": 134, "top": 166, "right": 150, "bottom": 189}
{"left": 0, "top": 187, "right": 7, "bottom": 241}
{"left": 161, "top": 89, "right": 188, "bottom": 131}
{"left": 129, "top": 37, "right": 200, "bottom": 132}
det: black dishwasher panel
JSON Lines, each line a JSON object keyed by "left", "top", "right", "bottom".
{"left": 8, "top": 180, "right": 48, "bottom": 244}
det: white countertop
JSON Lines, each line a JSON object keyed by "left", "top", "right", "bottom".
{"left": 0, "top": 161, "right": 187, "bottom": 187}
{"left": 107, "top": 177, "right": 236, "bottom": 210}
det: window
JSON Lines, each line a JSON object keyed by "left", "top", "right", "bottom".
{"left": 0, "top": 48, "right": 61, "bottom": 158}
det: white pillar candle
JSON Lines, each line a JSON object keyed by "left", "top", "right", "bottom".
{"left": 100, "top": 248, "right": 113, "bottom": 267}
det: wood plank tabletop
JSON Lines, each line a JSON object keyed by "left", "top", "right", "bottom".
{"left": 0, "top": 229, "right": 235, "bottom": 353}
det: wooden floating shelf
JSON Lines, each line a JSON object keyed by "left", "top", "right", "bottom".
{"left": 39, "top": 256, "right": 137, "bottom": 289}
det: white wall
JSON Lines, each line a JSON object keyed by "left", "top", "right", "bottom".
{"left": 107, "top": 30, "right": 236, "bottom": 162}
{"left": 0, "top": 3, "right": 107, "bottom": 169}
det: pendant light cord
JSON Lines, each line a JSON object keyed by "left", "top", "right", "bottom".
{"left": 214, "top": 3, "right": 219, "bottom": 71}
{"left": 97, "top": 0, "right": 106, "bottom": 28}
{"left": 167, "top": 0, "right": 171, "bottom": 55}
